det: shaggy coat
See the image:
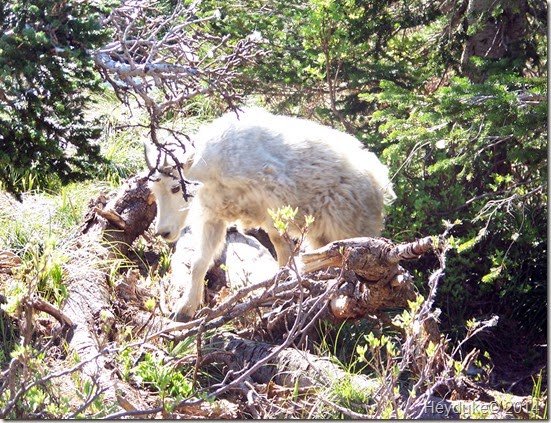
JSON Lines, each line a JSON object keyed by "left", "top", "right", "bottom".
{"left": 147, "top": 108, "right": 395, "bottom": 321}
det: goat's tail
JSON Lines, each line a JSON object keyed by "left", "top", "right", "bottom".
{"left": 363, "top": 151, "right": 397, "bottom": 206}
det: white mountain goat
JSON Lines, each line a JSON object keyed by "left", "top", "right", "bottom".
{"left": 145, "top": 108, "right": 396, "bottom": 321}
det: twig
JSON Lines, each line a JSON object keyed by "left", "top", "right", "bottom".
{"left": 66, "top": 376, "right": 109, "bottom": 418}
{"left": 94, "top": 0, "right": 266, "bottom": 123}
{"left": 27, "top": 294, "right": 74, "bottom": 327}
{"left": 192, "top": 321, "right": 205, "bottom": 389}
{"left": 103, "top": 405, "right": 165, "bottom": 420}
{"left": 0, "top": 345, "right": 118, "bottom": 418}
{"left": 318, "top": 396, "right": 371, "bottom": 419}
{"left": 401, "top": 232, "right": 450, "bottom": 417}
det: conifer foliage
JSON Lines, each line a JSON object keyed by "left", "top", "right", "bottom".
{"left": 0, "top": 0, "right": 111, "bottom": 198}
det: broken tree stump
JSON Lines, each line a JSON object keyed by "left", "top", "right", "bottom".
{"left": 79, "top": 172, "right": 157, "bottom": 256}
{"left": 300, "top": 236, "right": 436, "bottom": 320}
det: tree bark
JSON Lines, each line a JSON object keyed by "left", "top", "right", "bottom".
{"left": 460, "top": 0, "right": 529, "bottom": 81}
{"left": 60, "top": 172, "right": 156, "bottom": 406}
{"left": 208, "top": 332, "right": 380, "bottom": 391}
{"left": 79, "top": 172, "right": 157, "bottom": 256}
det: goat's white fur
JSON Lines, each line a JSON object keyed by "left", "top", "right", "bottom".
{"left": 147, "top": 108, "right": 396, "bottom": 321}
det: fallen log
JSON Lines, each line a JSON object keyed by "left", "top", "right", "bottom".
{"left": 299, "top": 236, "right": 436, "bottom": 320}
{"left": 301, "top": 236, "right": 434, "bottom": 280}
{"left": 60, "top": 171, "right": 157, "bottom": 407}
{"left": 207, "top": 332, "right": 380, "bottom": 392}
{"left": 198, "top": 330, "right": 383, "bottom": 417}
{"left": 155, "top": 235, "right": 440, "bottom": 350}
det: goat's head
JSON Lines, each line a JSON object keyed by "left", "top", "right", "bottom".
{"left": 144, "top": 143, "right": 191, "bottom": 243}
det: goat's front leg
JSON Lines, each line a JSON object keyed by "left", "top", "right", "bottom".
{"left": 266, "top": 229, "right": 293, "bottom": 268}
{"left": 171, "top": 218, "right": 227, "bottom": 322}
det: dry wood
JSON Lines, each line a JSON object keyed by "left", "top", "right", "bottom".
{"left": 28, "top": 295, "right": 73, "bottom": 328}
{"left": 79, "top": 172, "right": 157, "bottom": 256}
{"left": 296, "top": 236, "right": 437, "bottom": 322}
{"left": 0, "top": 250, "right": 22, "bottom": 274}
{"left": 301, "top": 236, "right": 434, "bottom": 276}
{"left": 60, "top": 172, "right": 157, "bottom": 406}
{"left": 95, "top": 0, "right": 264, "bottom": 117}
{"left": 156, "top": 235, "right": 437, "bottom": 345}
{"left": 2, "top": 170, "right": 443, "bottom": 417}
{"left": 207, "top": 332, "right": 380, "bottom": 392}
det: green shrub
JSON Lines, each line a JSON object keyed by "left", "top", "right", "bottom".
{"left": 371, "top": 75, "right": 547, "bottom": 338}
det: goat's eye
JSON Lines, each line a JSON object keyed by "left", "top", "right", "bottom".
{"left": 171, "top": 185, "right": 181, "bottom": 194}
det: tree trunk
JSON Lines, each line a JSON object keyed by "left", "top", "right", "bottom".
{"left": 460, "top": 0, "right": 529, "bottom": 81}
{"left": 208, "top": 332, "right": 380, "bottom": 391}
{"left": 61, "top": 172, "right": 156, "bottom": 405}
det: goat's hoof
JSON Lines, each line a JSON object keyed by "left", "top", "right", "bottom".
{"left": 169, "top": 310, "right": 193, "bottom": 322}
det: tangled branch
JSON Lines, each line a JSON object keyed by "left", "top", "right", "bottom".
{"left": 94, "top": 0, "right": 266, "bottom": 122}
{"left": 93, "top": 0, "right": 266, "bottom": 199}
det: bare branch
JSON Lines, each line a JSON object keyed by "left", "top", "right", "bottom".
{"left": 93, "top": 0, "right": 267, "bottom": 202}
{"left": 27, "top": 294, "right": 74, "bottom": 328}
{"left": 94, "top": 0, "right": 266, "bottom": 122}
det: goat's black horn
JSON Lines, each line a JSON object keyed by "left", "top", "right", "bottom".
{"left": 161, "top": 151, "right": 169, "bottom": 168}
{"left": 143, "top": 142, "right": 155, "bottom": 171}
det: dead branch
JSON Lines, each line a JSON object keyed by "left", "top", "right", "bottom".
{"left": 94, "top": 0, "right": 266, "bottom": 121}
{"left": 93, "top": 0, "right": 267, "bottom": 202}
{"left": 27, "top": 295, "right": 73, "bottom": 328}
{"left": 92, "top": 206, "right": 127, "bottom": 230}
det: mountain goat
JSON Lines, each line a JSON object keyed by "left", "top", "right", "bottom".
{"left": 146, "top": 108, "right": 396, "bottom": 321}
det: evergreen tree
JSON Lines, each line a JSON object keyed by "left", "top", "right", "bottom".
{"left": 0, "top": 0, "right": 111, "bottom": 198}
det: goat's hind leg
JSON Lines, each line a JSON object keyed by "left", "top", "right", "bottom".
{"left": 171, "top": 218, "right": 227, "bottom": 322}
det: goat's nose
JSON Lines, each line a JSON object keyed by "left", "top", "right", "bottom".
{"left": 156, "top": 231, "right": 171, "bottom": 239}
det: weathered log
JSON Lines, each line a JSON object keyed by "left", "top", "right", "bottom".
{"left": 79, "top": 172, "right": 157, "bottom": 256}
{"left": 61, "top": 172, "right": 157, "bottom": 407}
{"left": 299, "top": 236, "right": 435, "bottom": 320}
{"left": 58, "top": 173, "right": 279, "bottom": 412}
{"left": 207, "top": 332, "right": 380, "bottom": 391}
{"left": 301, "top": 236, "right": 434, "bottom": 278}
